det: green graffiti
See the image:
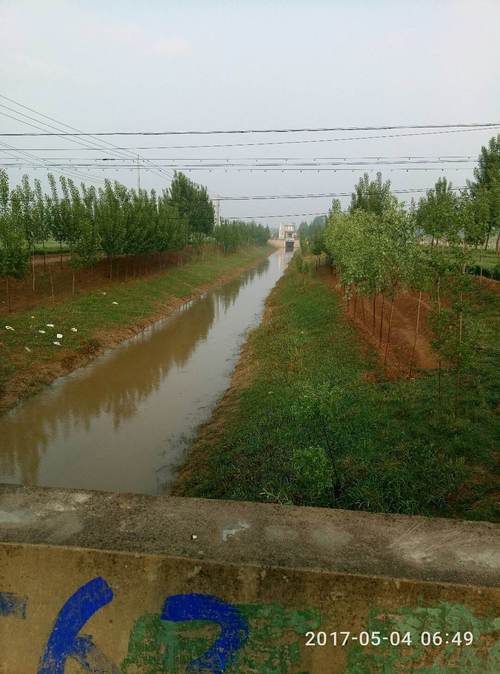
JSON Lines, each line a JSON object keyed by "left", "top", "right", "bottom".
{"left": 344, "top": 603, "right": 500, "bottom": 674}
{"left": 121, "top": 602, "right": 321, "bottom": 674}
{"left": 121, "top": 600, "right": 499, "bottom": 673}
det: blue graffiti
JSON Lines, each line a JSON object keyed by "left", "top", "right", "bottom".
{"left": 0, "top": 591, "right": 27, "bottom": 619}
{"left": 161, "top": 593, "right": 249, "bottom": 674}
{"left": 2, "top": 578, "right": 248, "bottom": 674}
{"left": 37, "top": 576, "right": 116, "bottom": 674}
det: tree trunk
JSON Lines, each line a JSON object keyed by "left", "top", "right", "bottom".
{"left": 383, "top": 299, "right": 395, "bottom": 368}
{"left": 455, "top": 295, "right": 464, "bottom": 418}
{"left": 438, "top": 360, "right": 442, "bottom": 408}
{"left": 48, "top": 265, "right": 55, "bottom": 302}
{"left": 378, "top": 294, "right": 385, "bottom": 346}
{"left": 72, "top": 271, "right": 76, "bottom": 296}
{"left": 109, "top": 256, "right": 113, "bottom": 280}
{"left": 408, "top": 290, "right": 422, "bottom": 378}
{"left": 361, "top": 295, "right": 366, "bottom": 323}
{"left": 372, "top": 295, "right": 376, "bottom": 334}
{"left": 6, "top": 277, "right": 11, "bottom": 313}
{"left": 353, "top": 287, "right": 357, "bottom": 318}
{"left": 32, "top": 247, "right": 36, "bottom": 293}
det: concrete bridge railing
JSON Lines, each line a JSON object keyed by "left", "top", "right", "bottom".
{"left": 0, "top": 485, "right": 498, "bottom": 673}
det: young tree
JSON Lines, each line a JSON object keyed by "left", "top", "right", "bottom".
{"left": 416, "top": 177, "right": 459, "bottom": 247}
{"left": 0, "top": 174, "right": 29, "bottom": 311}
{"left": 168, "top": 172, "right": 214, "bottom": 236}
{"left": 468, "top": 134, "right": 500, "bottom": 251}
{"left": 350, "top": 172, "right": 396, "bottom": 216}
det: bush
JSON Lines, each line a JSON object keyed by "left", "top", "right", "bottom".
{"left": 465, "top": 264, "right": 500, "bottom": 281}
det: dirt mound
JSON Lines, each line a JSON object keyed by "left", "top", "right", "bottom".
{"left": 320, "top": 269, "right": 439, "bottom": 378}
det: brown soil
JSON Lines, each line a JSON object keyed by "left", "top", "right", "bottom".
{"left": 1, "top": 248, "right": 197, "bottom": 315}
{"left": 319, "top": 268, "right": 439, "bottom": 378}
{"left": 0, "top": 248, "right": 271, "bottom": 414}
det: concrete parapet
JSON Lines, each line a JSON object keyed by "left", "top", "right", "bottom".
{"left": 0, "top": 485, "right": 498, "bottom": 672}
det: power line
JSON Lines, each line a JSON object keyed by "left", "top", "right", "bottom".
{"left": 0, "top": 94, "right": 174, "bottom": 182}
{"left": 1, "top": 156, "right": 477, "bottom": 164}
{"left": 1, "top": 164, "right": 474, "bottom": 174}
{"left": 217, "top": 186, "right": 467, "bottom": 201}
{"left": 0, "top": 140, "right": 106, "bottom": 184}
{"left": 229, "top": 212, "right": 329, "bottom": 219}
{"left": 3, "top": 126, "right": 498, "bottom": 150}
{"left": 1, "top": 122, "right": 500, "bottom": 137}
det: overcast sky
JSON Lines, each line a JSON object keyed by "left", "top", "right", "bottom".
{"left": 1, "top": 0, "right": 499, "bottom": 224}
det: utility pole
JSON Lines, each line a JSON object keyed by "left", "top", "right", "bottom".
{"left": 136, "top": 154, "right": 141, "bottom": 192}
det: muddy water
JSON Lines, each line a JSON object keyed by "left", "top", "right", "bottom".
{"left": 0, "top": 250, "right": 290, "bottom": 495}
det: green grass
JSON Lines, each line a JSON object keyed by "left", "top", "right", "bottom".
{"left": 0, "top": 245, "right": 273, "bottom": 409}
{"left": 176, "top": 263, "right": 499, "bottom": 522}
{"left": 469, "top": 248, "right": 498, "bottom": 269}
{"left": 32, "top": 239, "right": 70, "bottom": 255}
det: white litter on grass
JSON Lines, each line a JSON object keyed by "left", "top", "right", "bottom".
{"left": 4, "top": 325, "right": 14, "bottom": 331}
{"left": 46, "top": 323, "right": 55, "bottom": 328}
{"left": 112, "top": 301, "right": 118, "bottom": 305}
{"left": 71, "top": 327, "right": 78, "bottom": 332}
{"left": 53, "top": 341, "right": 61, "bottom": 346}
{"left": 56, "top": 333, "right": 63, "bottom": 339}
{"left": 25, "top": 346, "right": 31, "bottom": 352}
{"left": 31, "top": 316, "right": 35, "bottom": 319}
{"left": 38, "top": 330, "right": 46, "bottom": 334}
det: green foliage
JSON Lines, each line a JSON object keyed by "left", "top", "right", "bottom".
{"left": 168, "top": 171, "right": 214, "bottom": 235}
{"left": 291, "top": 445, "right": 333, "bottom": 504}
{"left": 468, "top": 133, "right": 500, "bottom": 248}
{"left": 0, "top": 171, "right": 227, "bottom": 287}
{"left": 177, "top": 267, "right": 498, "bottom": 520}
{"left": 0, "top": 170, "right": 29, "bottom": 281}
{"left": 350, "top": 172, "right": 396, "bottom": 216}
{"left": 416, "top": 177, "right": 459, "bottom": 244}
{"left": 297, "top": 214, "right": 328, "bottom": 256}
{"left": 214, "top": 219, "right": 270, "bottom": 253}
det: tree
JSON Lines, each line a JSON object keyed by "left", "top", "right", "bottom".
{"left": 350, "top": 172, "right": 396, "bottom": 216}
{"left": 0, "top": 172, "right": 29, "bottom": 311}
{"left": 468, "top": 134, "right": 500, "bottom": 251}
{"left": 416, "top": 177, "right": 459, "bottom": 246}
{"left": 168, "top": 172, "right": 214, "bottom": 236}
{"left": 95, "top": 180, "right": 126, "bottom": 278}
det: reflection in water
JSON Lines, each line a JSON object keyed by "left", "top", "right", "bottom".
{"left": 0, "top": 252, "right": 288, "bottom": 494}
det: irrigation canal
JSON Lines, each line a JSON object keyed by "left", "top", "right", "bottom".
{"left": 0, "top": 249, "right": 290, "bottom": 494}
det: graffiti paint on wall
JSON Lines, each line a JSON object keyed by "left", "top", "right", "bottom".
{"left": 344, "top": 603, "right": 500, "bottom": 674}
{"left": 0, "top": 591, "right": 27, "bottom": 619}
{"left": 1, "top": 578, "right": 499, "bottom": 673}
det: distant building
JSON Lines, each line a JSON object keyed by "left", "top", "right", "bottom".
{"left": 278, "top": 223, "right": 297, "bottom": 251}
{"left": 278, "top": 223, "right": 296, "bottom": 241}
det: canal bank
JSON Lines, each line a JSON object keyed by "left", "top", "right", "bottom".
{"left": 0, "top": 244, "right": 273, "bottom": 414}
{"left": 174, "top": 261, "right": 498, "bottom": 523}
{"left": 0, "top": 247, "right": 290, "bottom": 494}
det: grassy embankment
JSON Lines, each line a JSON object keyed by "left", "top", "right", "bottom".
{"left": 175, "top": 261, "right": 499, "bottom": 522}
{"left": 0, "top": 244, "right": 273, "bottom": 413}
